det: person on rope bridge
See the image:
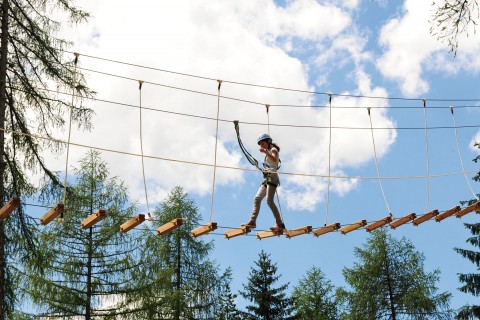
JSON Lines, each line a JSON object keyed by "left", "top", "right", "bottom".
{"left": 243, "top": 133, "right": 286, "bottom": 232}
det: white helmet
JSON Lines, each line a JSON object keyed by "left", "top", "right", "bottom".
{"left": 257, "top": 133, "right": 272, "bottom": 145}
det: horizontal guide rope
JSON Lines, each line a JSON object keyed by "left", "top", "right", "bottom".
{"left": 1, "top": 127, "right": 478, "bottom": 181}
{"left": 9, "top": 86, "right": 480, "bottom": 131}
{"left": 64, "top": 50, "right": 480, "bottom": 102}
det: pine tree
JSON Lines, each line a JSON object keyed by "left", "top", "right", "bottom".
{"left": 24, "top": 151, "right": 144, "bottom": 319}
{"left": 131, "top": 186, "right": 221, "bottom": 319}
{"left": 291, "top": 266, "right": 338, "bottom": 320}
{"left": 240, "top": 250, "right": 293, "bottom": 320}
{"left": 454, "top": 142, "right": 480, "bottom": 319}
{"left": 338, "top": 228, "right": 453, "bottom": 320}
{"left": 214, "top": 267, "right": 243, "bottom": 320}
{"left": 0, "top": 0, "right": 92, "bottom": 317}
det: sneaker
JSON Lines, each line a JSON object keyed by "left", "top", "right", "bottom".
{"left": 242, "top": 221, "right": 256, "bottom": 229}
{"left": 270, "top": 223, "right": 285, "bottom": 231}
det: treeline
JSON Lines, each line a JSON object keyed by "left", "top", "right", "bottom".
{"left": 13, "top": 150, "right": 477, "bottom": 319}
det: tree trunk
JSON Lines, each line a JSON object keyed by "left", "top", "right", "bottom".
{"left": 385, "top": 254, "right": 396, "bottom": 320}
{"left": 175, "top": 234, "right": 181, "bottom": 320}
{"left": 0, "top": 0, "right": 10, "bottom": 318}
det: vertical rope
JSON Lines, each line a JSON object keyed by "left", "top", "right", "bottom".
{"left": 209, "top": 80, "right": 222, "bottom": 222}
{"left": 423, "top": 99, "right": 431, "bottom": 214}
{"left": 450, "top": 106, "right": 479, "bottom": 201}
{"left": 367, "top": 107, "right": 392, "bottom": 214}
{"left": 265, "top": 104, "right": 270, "bottom": 135}
{"left": 138, "top": 80, "right": 152, "bottom": 220}
{"left": 324, "top": 93, "right": 333, "bottom": 226}
{"left": 61, "top": 52, "right": 79, "bottom": 221}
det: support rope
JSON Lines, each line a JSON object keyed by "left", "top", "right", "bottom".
{"left": 138, "top": 81, "right": 152, "bottom": 220}
{"left": 450, "top": 106, "right": 480, "bottom": 200}
{"left": 423, "top": 99, "right": 431, "bottom": 213}
{"left": 209, "top": 80, "right": 222, "bottom": 222}
{"left": 61, "top": 52, "right": 79, "bottom": 222}
{"left": 325, "top": 93, "right": 333, "bottom": 226}
{"left": 367, "top": 107, "right": 392, "bottom": 214}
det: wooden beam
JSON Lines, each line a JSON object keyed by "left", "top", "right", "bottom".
{"left": 40, "top": 203, "right": 65, "bottom": 225}
{"left": 455, "top": 202, "right": 480, "bottom": 218}
{"left": 390, "top": 213, "right": 416, "bottom": 229}
{"left": 0, "top": 198, "right": 20, "bottom": 220}
{"left": 313, "top": 222, "right": 340, "bottom": 237}
{"left": 435, "top": 206, "right": 461, "bottom": 222}
{"left": 285, "top": 226, "right": 312, "bottom": 239}
{"left": 80, "top": 209, "right": 107, "bottom": 229}
{"left": 224, "top": 226, "right": 251, "bottom": 239}
{"left": 256, "top": 229, "right": 283, "bottom": 239}
{"left": 340, "top": 219, "right": 367, "bottom": 235}
{"left": 365, "top": 216, "right": 392, "bottom": 232}
{"left": 412, "top": 209, "right": 438, "bottom": 226}
{"left": 120, "top": 214, "right": 145, "bottom": 233}
{"left": 191, "top": 222, "right": 217, "bottom": 237}
{"left": 157, "top": 218, "right": 183, "bottom": 235}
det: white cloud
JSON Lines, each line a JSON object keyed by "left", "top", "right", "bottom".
{"left": 471, "top": 131, "right": 480, "bottom": 154}
{"left": 46, "top": 0, "right": 396, "bottom": 213}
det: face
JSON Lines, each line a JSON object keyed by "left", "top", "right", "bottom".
{"left": 259, "top": 140, "right": 269, "bottom": 149}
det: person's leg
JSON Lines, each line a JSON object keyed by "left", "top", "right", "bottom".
{"left": 266, "top": 184, "right": 284, "bottom": 227}
{"left": 245, "top": 184, "right": 266, "bottom": 227}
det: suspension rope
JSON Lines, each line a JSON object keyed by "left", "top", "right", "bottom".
{"left": 367, "top": 107, "right": 392, "bottom": 214}
{"left": 60, "top": 52, "right": 79, "bottom": 222}
{"left": 209, "top": 80, "right": 223, "bottom": 222}
{"left": 450, "top": 106, "right": 480, "bottom": 201}
{"left": 266, "top": 104, "right": 270, "bottom": 135}
{"left": 325, "top": 93, "right": 333, "bottom": 226}
{"left": 138, "top": 81, "right": 152, "bottom": 220}
{"left": 423, "top": 99, "right": 431, "bottom": 214}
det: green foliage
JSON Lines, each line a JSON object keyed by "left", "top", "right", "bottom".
{"left": 455, "top": 142, "right": 480, "bottom": 320}
{"left": 240, "top": 250, "right": 293, "bottom": 320}
{"left": 291, "top": 266, "right": 338, "bottom": 320}
{"left": 214, "top": 267, "right": 243, "bottom": 320}
{"left": 338, "top": 228, "right": 453, "bottom": 320}
{"left": 24, "top": 151, "right": 143, "bottom": 318}
{"left": 130, "top": 186, "right": 222, "bottom": 319}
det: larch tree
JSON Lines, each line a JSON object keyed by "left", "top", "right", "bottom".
{"left": 130, "top": 186, "right": 222, "bottom": 319}
{"left": 338, "top": 228, "right": 453, "bottom": 320}
{"left": 291, "top": 266, "right": 338, "bottom": 320}
{"left": 24, "top": 151, "right": 143, "bottom": 319}
{"left": 0, "top": 0, "right": 92, "bottom": 318}
{"left": 454, "top": 142, "right": 480, "bottom": 319}
{"left": 240, "top": 250, "right": 294, "bottom": 320}
{"left": 430, "top": 0, "right": 479, "bottom": 55}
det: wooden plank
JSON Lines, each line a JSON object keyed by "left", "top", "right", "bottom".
{"left": 455, "top": 202, "right": 480, "bottom": 218}
{"left": 313, "top": 222, "right": 340, "bottom": 237}
{"left": 224, "top": 226, "right": 251, "bottom": 239}
{"left": 340, "top": 219, "right": 367, "bottom": 235}
{"left": 80, "top": 209, "right": 107, "bottom": 229}
{"left": 40, "top": 203, "right": 65, "bottom": 225}
{"left": 390, "top": 213, "right": 416, "bottom": 229}
{"left": 285, "top": 226, "right": 312, "bottom": 239}
{"left": 157, "top": 218, "right": 183, "bottom": 235}
{"left": 412, "top": 210, "right": 438, "bottom": 226}
{"left": 435, "top": 206, "right": 460, "bottom": 222}
{"left": 365, "top": 216, "right": 392, "bottom": 232}
{"left": 191, "top": 222, "right": 217, "bottom": 237}
{"left": 256, "top": 230, "right": 283, "bottom": 239}
{"left": 0, "top": 198, "right": 20, "bottom": 220}
{"left": 120, "top": 214, "right": 145, "bottom": 232}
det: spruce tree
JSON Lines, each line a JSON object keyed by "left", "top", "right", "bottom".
{"left": 338, "top": 228, "right": 453, "bottom": 320}
{"left": 131, "top": 186, "right": 221, "bottom": 319}
{"left": 454, "top": 142, "right": 480, "bottom": 319}
{"left": 214, "top": 267, "right": 243, "bottom": 320}
{"left": 291, "top": 266, "right": 338, "bottom": 320}
{"left": 240, "top": 250, "right": 293, "bottom": 320}
{"left": 0, "top": 0, "right": 92, "bottom": 317}
{"left": 24, "top": 151, "right": 143, "bottom": 319}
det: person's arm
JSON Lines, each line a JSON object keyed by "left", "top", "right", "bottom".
{"left": 260, "top": 148, "right": 278, "bottom": 163}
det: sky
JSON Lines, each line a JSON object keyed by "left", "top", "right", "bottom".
{"left": 35, "top": 0, "right": 480, "bottom": 311}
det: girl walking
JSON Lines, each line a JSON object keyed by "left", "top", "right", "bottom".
{"left": 243, "top": 134, "right": 286, "bottom": 231}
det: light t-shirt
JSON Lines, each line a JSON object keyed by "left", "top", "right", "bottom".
{"left": 264, "top": 147, "right": 279, "bottom": 171}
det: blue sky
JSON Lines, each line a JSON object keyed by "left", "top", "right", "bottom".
{"left": 40, "top": 0, "right": 480, "bottom": 311}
